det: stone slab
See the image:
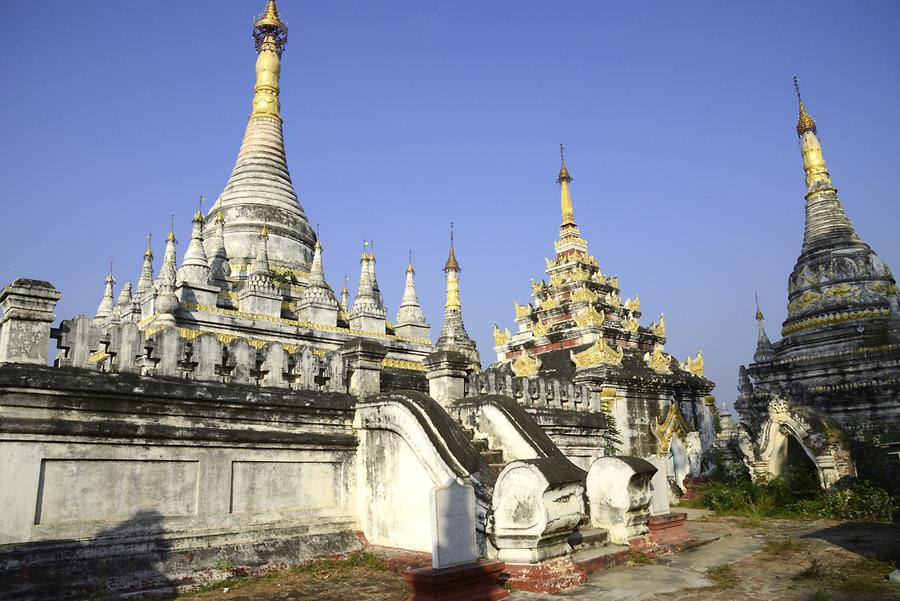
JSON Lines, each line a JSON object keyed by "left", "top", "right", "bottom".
{"left": 430, "top": 480, "right": 477, "bottom": 569}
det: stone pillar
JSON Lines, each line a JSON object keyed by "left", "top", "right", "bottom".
{"left": 0, "top": 279, "right": 61, "bottom": 365}
{"left": 340, "top": 338, "right": 387, "bottom": 397}
{"left": 424, "top": 350, "right": 469, "bottom": 406}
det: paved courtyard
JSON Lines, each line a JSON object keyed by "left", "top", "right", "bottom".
{"left": 181, "top": 509, "right": 900, "bottom": 601}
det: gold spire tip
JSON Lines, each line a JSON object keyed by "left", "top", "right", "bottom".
{"left": 215, "top": 210, "right": 225, "bottom": 224}
{"left": 755, "top": 292, "right": 764, "bottom": 321}
{"left": 144, "top": 233, "right": 153, "bottom": 258}
{"left": 444, "top": 222, "right": 460, "bottom": 272}
{"left": 253, "top": 0, "right": 288, "bottom": 52}
{"left": 793, "top": 75, "right": 817, "bottom": 136}
{"left": 260, "top": 225, "right": 269, "bottom": 237}
{"left": 557, "top": 143, "right": 572, "bottom": 184}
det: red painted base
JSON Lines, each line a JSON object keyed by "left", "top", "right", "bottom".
{"left": 503, "top": 547, "right": 630, "bottom": 593}
{"left": 648, "top": 512, "right": 692, "bottom": 546}
{"left": 403, "top": 560, "right": 509, "bottom": 601}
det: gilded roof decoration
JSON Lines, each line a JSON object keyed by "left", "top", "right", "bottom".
{"left": 682, "top": 351, "right": 705, "bottom": 376}
{"left": 650, "top": 313, "right": 666, "bottom": 337}
{"left": 531, "top": 279, "right": 545, "bottom": 295}
{"left": 571, "top": 266, "right": 590, "bottom": 282}
{"left": 532, "top": 320, "right": 549, "bottom": 337}
{"left": 573, "top": 304, "right": 605, "bottom": 328}
{"left": 511, "top": 353, "right": 540, "bottom": 377}
{"left": 493, "top": 324, "right": 511, "bottom": 346}
{"left": 550, "top": 272, "right": 568, "bottom": 288}
{"left": 592, "top": 271, "right": 607, "bottom": 285}
{"left": 605, "top": 291, "right": 621, "bottom": 307}
{"left": 624, "top": 316, "right": 640, "bottom": 332}
{"left": 571, "top": 286, "right": 598, "bottom": 304}
{"left": 540, "top": 297, "right": 560, "bottom": 311}
{"left": 514, "top": 301, "right": 533, "bottom": 319}
{"left": 644, "top": 343, "right": 672, "bottom": 373}
{"left": 609, "top": 276, "right": 619, "bottom": 289}
{"left": 654, "top": 399, "right": 688, "bottom": 456}
{"left": 624, "top": 295, "right": 641, "bottom": 312}
{"left": 571, "top": 339, "right": 624, "bottom": 368}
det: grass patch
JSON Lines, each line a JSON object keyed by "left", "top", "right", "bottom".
{"left": 181, "top": 550, "right": 388, "bottom": 597}
{"left": 792, "top": 554, "right": 897, "bottom": 596}
{"left": 627, "top": 550, "right": 651, "bottom": 565}
{"left": 762, "top": 538, "right": 805, "bottom": 559}
{"left": 706, "top": 564, "right": 739, "bottom": 589}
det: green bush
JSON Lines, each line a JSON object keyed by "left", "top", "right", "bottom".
{"left": 694, "top": 472, "right": 895, "bottom": 522}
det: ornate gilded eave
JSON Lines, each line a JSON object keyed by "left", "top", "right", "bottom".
{"left": 511, "top": 352, "right": 540, "bottom": 377}
{"left": 514, "top": 301, "right": 533, "bottom": 319}
{"left": 573, "top": 304, "right": 605, "bottom": 328}
{"left": 682, "top": 351, "right": 705, "bottom": 376}
{"left": 654, "top": 399, "right": 688, "bottom": 456}
{"left": 644, "top": 343, "right": 672, "bottom": 373}
{"left": 493, "top": 324, "right": 511, "bottom": 346}
{"left": 531, "top": 320, "right": 549, "bottom": 337}
{"left": 571, "top": 339, "right": 624, "bottom": 368}
{"left": 650, "top": 313, "right": 666, "bottom": 338}
{"left": 623, "top": 316, "right": 640, "bottom": 332}
{"left": 571, "top": 286, "right": 598, "bottom": 304}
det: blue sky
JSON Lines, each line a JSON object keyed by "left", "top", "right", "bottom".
{"left": 1, "top": 1, "right": 898, "bottom": 411}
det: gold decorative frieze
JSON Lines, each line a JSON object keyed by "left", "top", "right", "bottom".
{"left": 571, "top": 286, "right": 598, "bottom": 304}
{"left": 788, "top": 290, "right": 821, "bottom": 312}
{"left": 532, "top": 320, "right": 549, "bottom": 337}
{"left": 623, "top": 316, "right": 640, "bottom": 332}
{"left": 682, "top": 351, "right": 705, "bottom": 376}
{"left": 644, "top": 343, "right": 672, "bottom": 373}
{"left": 650, "top": 313, "right": 666, "bottom": 338}
{"left": 493, "top": 323, "right": 511, "bottom": 346}
{"left": 573, "top": 304, "right": 605, "bottom": 328}
{"left": 605, "top": 291, "right": 621, "bottom": 307}
{"left": 781, "top": 307, "right": 891, "bottom": 336}
{"left": 571, "top": 339, "right": 624, "bottom": 368}
{"left": 383, "top": 358, "right": 426, "bottom": 372}
{"left": 591, "top": 270, "right": 606, "bottom": 285}
{"left": 514, "top": 301, "right": 533, "bottom": 319}
{"left": 511, "top": 353, "right": 540, "bottom": 377}
{"left": 823, "top": 283, "right": 862, "bottom": 301}
{"left": 88, "top": 350, "right": 110, "bottom": 363}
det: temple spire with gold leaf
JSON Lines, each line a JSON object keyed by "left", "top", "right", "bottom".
{"left": 436, "top": 224, "right": 479, "bottom": 365}
{"left": 136, "top": 234, "right": 155, "bottom": 297}
{"left": 95, "top": 265, "right": 115, "bottom": 320}
{"left": 206, "top": 0, "right": 316, "bottom": 276}
{"left": 753, "top": 294, "right": 775, "bottom": 363}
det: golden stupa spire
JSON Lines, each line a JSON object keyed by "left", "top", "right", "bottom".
{"left": 755, "top": 292, "right": 764, "bottom": 321}
{"left": 793, "top": 76, "right": 831, "bottom": 191}
{"left": 444, "top": 222, "right": 460, "bottom": 273}
{"left": 558, "top": 144, "right": 576, "bottom": 227}
{"left": 251, "top": 0, "right": 288, "bottom": 121}
{"left": 144, "top": 233, "right": 154, "bottom": 259}
{"left": 444, "top": 223, "right": 461, "bottom": 309}
{"left": 167, "top": 213, "right": 176, "bottom": 242}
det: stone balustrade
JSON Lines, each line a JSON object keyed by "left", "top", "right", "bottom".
{"left": 465, "top": 372, "right": 595, "bottom": 412}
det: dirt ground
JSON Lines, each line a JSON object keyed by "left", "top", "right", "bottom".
{"left": 178, "top": 513, "right": 900, "bottom": 601}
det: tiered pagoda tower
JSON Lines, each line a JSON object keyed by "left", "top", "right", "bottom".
{"left": 736, "top": 80, "right": 900, "bottom": 434}
{"left": 489, "top": 147, "right": 716, "bottom": 460}
{"left": 82, "top": 0, "right": 434, "bottom": 388}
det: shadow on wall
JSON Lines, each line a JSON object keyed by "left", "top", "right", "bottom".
{"left": 0, "top": 510, "right": 176, "bottom": 601}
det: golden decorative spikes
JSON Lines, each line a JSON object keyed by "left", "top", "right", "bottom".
{"left": 644, "top": 343, "right": 672, "bottom": 373}
{"left": 600, "top": 387, "right": 617, "bottom": 412}
{"left": 570, "top": 339, "right": 624, "bottom": 368}
{"left": 650, "top": 313, "right": 666, "bottom": 338}
{"left": 624, "top": 295, "right": 641, "bottom": 312}
{"left": 604, "top": 291, "right": 621, "bottom": 308}
{"left": 514, "top": 301, "right": 533, "bottom": 319}
{"left": 571, "top": 286, "right": 598, "bottom": 304}
{"left": 623, "top": 316, "right": 640, "bottom": 332}
{"left": 654, "top": 400, "right": 688, "bottom": 456}
{"left": 573, "top": 304, "right": 605, "bottom": 328}
{"left": 444, "top": 222, "right": 460, "bottom": 272}
{"left": 511, "top": 353, "right": 540, "bottom": 378}
{"left": 531, "top": 278, "right": 545, "bottom": 295}
{"left": 540, "top": 297, "right": 559, "bottom": 311}
{"left": 682, "top": 351, "right": 705, "bottom": 377}
{"left": 493, "top": 323, "right": 511, "bottom": 346}
{"left": 531, "top": 320, "right": 549, "bottom": 337}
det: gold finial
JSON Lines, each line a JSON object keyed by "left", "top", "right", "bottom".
{"left": 193, "top": 195, "right": 204, "bottom": 222}
{"left": 369, "top": 240, "right": 376, "bottom": 261}
{"left": 793, "top": 76, "right": 817, "bottom": 136}
{"left": 260, "top": 224, "right": 269, "bottom": 238}
{"left": 253, "top": 0, "right": 288, "bottom": 54}
{"left": 342, "top": 274, "right": 349, "bottom": 293}
{"left": 557, "top": 143, "right": 572, "bottom": 184}
{"left": 144, "top": 233, "right": 153, "bottom": 258}
{"left": 106, "top": 261, "right": 115, "bottom": 284}
{"left": 314, "top": 223, "right": 322, "bottom": 250}
{"left": 444, "top": 222, "right": 460, "bottom": 272}
{"left": 167, "top": 214, "right": 176, "bottom": 242}
{"left": 215, "top": 210, "right": 225, "bottom": 224}
{"left": 407, "top": 250, "right": 415, "bottom": 273}
{"left": 755, "top": 292, "right": 764, "bottom": 321}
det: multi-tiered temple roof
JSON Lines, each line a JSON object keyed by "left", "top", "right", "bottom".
{"left": 491, "top": 147, "right": 706, "bottom": 387}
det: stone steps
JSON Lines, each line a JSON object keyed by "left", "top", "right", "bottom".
{"left": 458, "top": 425, "right": 506, "bottom": 473}
{"left": 568, "top": 527, "right": 609, "bottom": 551}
